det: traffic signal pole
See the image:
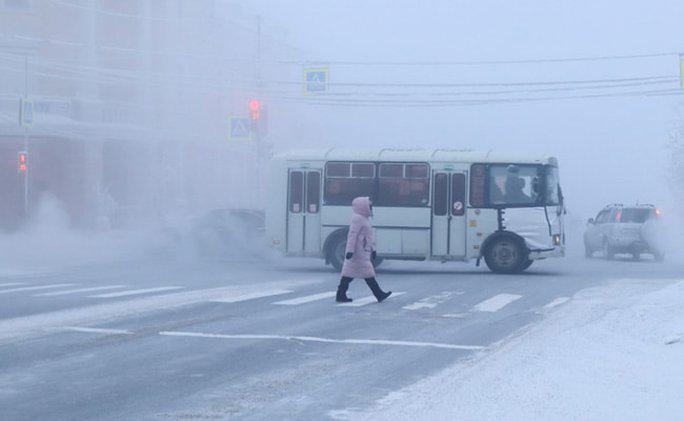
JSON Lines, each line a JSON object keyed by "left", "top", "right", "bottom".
{"left": 23, "top": 55, "right": 30, "bottom": 216}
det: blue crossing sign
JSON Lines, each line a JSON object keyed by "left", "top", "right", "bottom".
{"left": 229, "top": 116, "right": 253, "bottom": 141}
{"left": 19, "top": 97, "right": 34, "bottom": 128}
{"left": 304, "top": 67, "right": 329, "bottom": 93}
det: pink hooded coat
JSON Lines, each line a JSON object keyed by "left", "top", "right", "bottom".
{"left": 341, "top": 197, "right": 376, "bottom": 279}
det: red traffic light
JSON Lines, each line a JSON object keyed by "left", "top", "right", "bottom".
{"left": 18, "top": 151, "right": 27, "bottom": 173}
{"left": 249, "top": 99, "right": 261, "bottom": 121}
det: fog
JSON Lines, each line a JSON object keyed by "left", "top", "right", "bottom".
{"left": 1, "top": 0, "right": 683, "bottom": 268}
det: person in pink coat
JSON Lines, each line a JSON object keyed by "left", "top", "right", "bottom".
{"left": 336, "top": 197, "right": 392, "bottom": 303}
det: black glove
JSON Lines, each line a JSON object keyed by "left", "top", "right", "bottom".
{"left": 371, "top": 251, "right": 377, "bottom": 261}
{"left": 345, "top": 252, "right": 353, "bottom": 260}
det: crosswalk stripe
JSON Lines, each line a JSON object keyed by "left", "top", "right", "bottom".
{"left": 34, "top": 285, "right": 128, "bottom": 297}
{"left": 338, "top": 292, "right": 406, "bottom": 307}
{"left": 0, "top": 282, "right": 25, "bottom": 288}
{"left": 473, "top": 293, "right": 522, "bottom": 312}
{"left": 90, "top": 286, "right": 184, "bottom": 298}
{"left": 403, "top": 291, "right": 462, "bottom": 311}
{"left": 59, "top": 326, "right": 133, "bottom": 335}
{"left": 272, "top": 291, "right": 336, "bottom": 306}
{"left": 210, "top": 289, "right": 292, "bottom": 303}
{"left": 543, "top": 296, "right": 570, "bottom": 309}
{"left": 0, "top": 283, "right": 76, "bottom": 295}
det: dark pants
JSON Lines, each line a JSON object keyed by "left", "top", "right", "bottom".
{"left": 337, "top": 276, "right": 384, "bottom": 298}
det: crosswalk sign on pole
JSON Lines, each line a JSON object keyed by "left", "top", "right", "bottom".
{"left": 304, "top": 68, "right": 329, "bottom": 93}
{"left": 229, "top": 116, "right": 253, "bottom": 141}
{"left": 19, "top": 97, "right": 34, "bottom": 128}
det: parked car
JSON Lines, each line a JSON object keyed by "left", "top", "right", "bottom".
{"left": 584, "top": 204, "right": 665, "bottom": 261}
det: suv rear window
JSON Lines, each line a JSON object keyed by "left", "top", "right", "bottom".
{"left": 619, "top": 208, "right": 652, "bottom": 223}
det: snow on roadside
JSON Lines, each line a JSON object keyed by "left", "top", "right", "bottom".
{"left": 356, "top": 278, "right": 684, "bottom": 421}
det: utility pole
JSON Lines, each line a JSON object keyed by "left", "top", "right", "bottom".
{"left": 23, "top": 54, "right": 30, "bottom": 216}
{"left": 254, "top": 14, "right": 263, "bottom": 208}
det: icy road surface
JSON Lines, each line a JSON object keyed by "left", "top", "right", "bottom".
{"left": 1, "top": 254, "right": 682, "bottom": 420}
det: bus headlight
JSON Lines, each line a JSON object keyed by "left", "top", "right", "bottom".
{"left": 553, "top": 234, "right": 561, "bottom": 246}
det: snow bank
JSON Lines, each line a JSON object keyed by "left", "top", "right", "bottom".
{"left": 358, "top": 278, "right": 684, "bottom": 421}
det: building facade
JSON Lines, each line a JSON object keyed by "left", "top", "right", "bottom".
{"left": 0, "top": 0, "right": 302, "bottom": 231}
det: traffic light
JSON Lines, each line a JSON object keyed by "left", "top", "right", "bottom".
{"left": 18, "top": 151, "right": 27, "bottom": 173}
{"left": 249, "top": 99, "right": 261, "bottom": 121}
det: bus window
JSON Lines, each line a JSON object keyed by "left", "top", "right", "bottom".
{"left": 433, "top": 173, "right": 448, "bottom": 216}
{"left": 324, "top": 162, "right": 375, "bottom": 205}
{"left": 326, "top": 162, "right": 350, "bottom": 177}
{"left": 306, "top": 172, "right": 320, "bottom": 213}
{"left": 352, "top": 163, "right": 375, "bottom": 178}
{"left": 470, "top": 164, "right": 486, "bottom": 207}
{"left": 377, "top": 163, "right": 429, "bottom": 207}
{"left": 289, "top": 171, "right": 304, "bottom": 213}
{"left": 488, "top": 164, "right": 542, "bottom": 206}
{"left": 451, "top": 173, "right": 466, "bottom": 216}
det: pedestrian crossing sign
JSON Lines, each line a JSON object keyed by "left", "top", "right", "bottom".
{"left": 229, "top": 116, "right": 253, "bottom": 141}
{"left": 304, "top": 67, "right": 329, "bottom": 93}
{"left": 19, "top": 97, "right": 34, "bottom": 128}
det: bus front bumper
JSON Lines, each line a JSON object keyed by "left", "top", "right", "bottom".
{"left": 529, "top": 245, "right": 565, "bottom": 260}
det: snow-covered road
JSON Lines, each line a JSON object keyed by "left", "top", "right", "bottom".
{"left": 0, "top": 254, "right": 681, "bottom": 420}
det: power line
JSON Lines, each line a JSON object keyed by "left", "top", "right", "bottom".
{"left": 261, "top": 75, "right": 677, "bottom": 88}
{"left": 273, "top": 88, "right": 683, "bottom": 107}
{"left": 279, "top": 52, "right": 679, "bottom": 67}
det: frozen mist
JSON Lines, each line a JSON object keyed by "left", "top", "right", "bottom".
{"left": 0, "top": 1, "right": 683, "bottom": 420}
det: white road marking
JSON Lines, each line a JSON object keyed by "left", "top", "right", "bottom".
{"left": 403, "top": 291, "right": 462, "bottom": 311}
{"left": 473, "top": 293, "right": 522, "bottom": 312}
{"left": 210, "top": 289, "right": 293, "bottom": 303}
{"left": 0, "top": 283, "right": 76, "bottom": 295}
{"left": 441, "top": 313, "right": 469, "bottom": 319}
{"left": 58, "top": 326, "right": 133, "bottom": 335}
{"left": 0, "top": 281, "right": 317, "bottom": 344}
{"left": 0, "top": 282, "right": 25, "bottom": 288}
{"left": 90, "top": 286, "right": 184, "bottom": 298}
{"left": 338, "top": 292, "right": 406, "bottom": 307}
{"left": 34, "top": 285, "right": 128, "bottom": 297}
{"left": 158, "top": 331, "right": 484, "bottom": 351}
{"left": 272, "top": 291, "right": 336, "bottom": 305}
{"left": 543, "top": 296, "right": 570, "bottom": 309}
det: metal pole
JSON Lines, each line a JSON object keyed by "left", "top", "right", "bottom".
{"left": 255, "top": 15, "right": 263, "bottom": 208}
{"left": 23, "top": 54, "right": 29, "bottom": 216}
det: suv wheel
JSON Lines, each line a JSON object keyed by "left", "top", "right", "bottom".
{"left": 484, "top": 233, "right": 529, "bottom": 274}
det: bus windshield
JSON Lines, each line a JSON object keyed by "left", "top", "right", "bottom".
{"left": 488, "top": 164, "right": 543, "bottom": 206}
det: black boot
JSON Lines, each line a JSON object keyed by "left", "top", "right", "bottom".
{"left": 365, "top": 278, "right": 392, "bottom": 303}
{"left": 336, "top": 277, "right": 353, "bottom": 303}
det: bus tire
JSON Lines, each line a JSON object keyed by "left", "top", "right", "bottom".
{"left": 325, "top": 231, "right": 383, "bottom": 272}
{"left": 520, "top": 259, "right": 534, "bottom": 271}
{"left": 325, "top": 231, "right": 347, "bottom": 272}
{"left": 483, "top": 232, "right": 529, "bottom": 274}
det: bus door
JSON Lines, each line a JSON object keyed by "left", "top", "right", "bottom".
{"left": 286, "top": 169, "right": 321, "bottom": 255}
{"left": 431, "top": 172, "right": 467, "bottom": 258}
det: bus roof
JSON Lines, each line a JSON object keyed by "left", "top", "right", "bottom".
{"left": 272, "top": 148, "right": 558, "bottom": 165}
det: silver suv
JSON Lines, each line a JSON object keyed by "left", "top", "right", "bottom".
{"left": 584, "top": 204, "right": 664, "bottom": 261}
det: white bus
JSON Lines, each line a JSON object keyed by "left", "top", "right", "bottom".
{"left": 266, "top": 149, "right": 565, "bottom": 273}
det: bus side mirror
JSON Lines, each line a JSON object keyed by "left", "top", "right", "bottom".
{"left": 587, "top": 218, "right": 595, "bottom": 225}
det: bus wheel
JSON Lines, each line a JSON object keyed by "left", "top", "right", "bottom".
{"left": 326, "top": 234, "right": 347, "bottom": 272}
{"left": 520, "top": 259, "right": 533, "bottom": 271}
{"left": 484, "top": 233, "right": 528, "bottom": 274}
